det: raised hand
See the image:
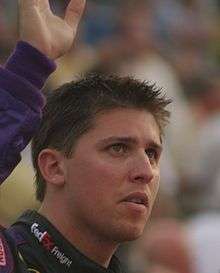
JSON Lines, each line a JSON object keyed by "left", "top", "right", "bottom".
{"left": 18, "top": 0, "right": 86, "bottom": 59}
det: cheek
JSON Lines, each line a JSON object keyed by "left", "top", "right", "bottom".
{"left": 150, "top": 171, "right": 160, "bottom": 200}
{"left": 67, "top": 156, "right": 125, "bottom": 200}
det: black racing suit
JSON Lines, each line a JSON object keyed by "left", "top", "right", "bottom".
{"left": 1, "top": 210, "right": 122, "bottom": 273}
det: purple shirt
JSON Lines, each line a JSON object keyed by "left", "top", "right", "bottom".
{"left": 0, "top": 41, "right": 56, "bottom": 183}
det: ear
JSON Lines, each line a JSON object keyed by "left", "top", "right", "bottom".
{"left": 37, "top": 149, "right": 66, "bottom": 187}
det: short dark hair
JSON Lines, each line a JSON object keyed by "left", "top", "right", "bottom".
{"left": 32, "top": 74, "right": 171, "bottom": 201}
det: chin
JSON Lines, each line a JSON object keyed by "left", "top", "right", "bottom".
{"left": 114, "top": 223, "right": 146, "bottom": 243}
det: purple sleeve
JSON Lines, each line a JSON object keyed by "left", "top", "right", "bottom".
{"left": 0, "top": 41, "right": 56, "bottom": 183}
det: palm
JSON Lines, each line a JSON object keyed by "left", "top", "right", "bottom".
{"left": 19, "top": 0, "right": 86, "bottom": 59}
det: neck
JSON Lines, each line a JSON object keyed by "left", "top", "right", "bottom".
{"left": 39, "top": 202, "right": 118, "bottom": 268}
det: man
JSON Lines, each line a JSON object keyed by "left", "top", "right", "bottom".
{"left": 0, "top": 0, "right": 171, "bottom": 272}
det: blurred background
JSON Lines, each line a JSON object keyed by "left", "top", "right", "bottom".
{"left": 0, "top": 1, "right": 220, "bottom": 273}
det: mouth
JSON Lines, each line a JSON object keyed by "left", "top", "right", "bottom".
{"left": 121, "top": 192, "right": 149, "bottom": 208}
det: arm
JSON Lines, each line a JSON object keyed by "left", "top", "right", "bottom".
{"left": 0, "top": 0, "right": 86, "bottom": 183}
{"left": 0, "top": 42, "right": 56, "bottom": 183}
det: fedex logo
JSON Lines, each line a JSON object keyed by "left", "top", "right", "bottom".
{"left": 31, "top": 223, "right": 72, "bottom": 267}
{"left": 0, "top": 238, "right": 6, "bottom": 266}
{"left": 31, "top": 223, "right": 54, "bottom": 250}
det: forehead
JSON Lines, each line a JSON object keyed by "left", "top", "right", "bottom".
{"left": 85, "top": 108, "right": 161, "bottom": 146}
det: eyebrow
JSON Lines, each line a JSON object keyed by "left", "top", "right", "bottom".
{"left": 97, "top": 136, "right": 163, "bottom": 151}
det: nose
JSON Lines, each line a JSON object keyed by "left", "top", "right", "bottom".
{"left": 129, "top": 153, "right": 154, "bottom": 184}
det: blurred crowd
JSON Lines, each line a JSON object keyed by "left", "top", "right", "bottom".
{"left": 0, "top": 1, "right": 220, "bottom": 273}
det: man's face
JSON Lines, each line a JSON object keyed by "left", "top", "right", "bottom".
{"left": 63, "top": 108, "right": 162, "bottom": 244}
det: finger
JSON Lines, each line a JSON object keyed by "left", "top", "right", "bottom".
{"left": 38, "top": 0, "right": 50, "bottom": 11}
{"left": 18, "top": 0, "right": 37, "bottom": 9}
{"left": 18, "top": 0, "right": 50, "bottom": 11}
{"left": 64, "top": 0, "right": 86, "bottom": 28}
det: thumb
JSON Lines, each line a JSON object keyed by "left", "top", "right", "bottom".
{"left": 64, "top": 0, "right": 86, "bottom": 29}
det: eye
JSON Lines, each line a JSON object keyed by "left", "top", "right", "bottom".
{"left": 108, "top": 143, "right": 128, "bottom": 156}
{"left": 145, "top": 148, "right": 158, "bottom": 162}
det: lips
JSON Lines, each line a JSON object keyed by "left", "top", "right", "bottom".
{"left": 121, "top": 192, "right": 149, "bottom": 208}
